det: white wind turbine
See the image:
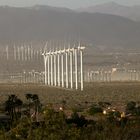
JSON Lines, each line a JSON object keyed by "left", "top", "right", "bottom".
{"left": 78, "top": 42, "right": 85, "bottom": 91}
{"left": 69, "top": 44, "right": 74, "bottom": 89}
{"left": 61, "top": 48, "right": 64, "bottom": 88}
{"left": 39, "top": 48, "right": 43, "bottom": 61}
{"left": 33, "top": 48, "right": 36, "bottom": 61}
{"left": 50, "top": 50, "right": 54, "bottom": 86}
{"left": 47, "top": 51, "right": 51, "bottom": 85}
{"left": 74, "top": 44, "right": 78, "bottom": 90}
{"left": 6, "top": 45, "right": 9, "bottom": 60}
{"left": 42, "top": 42, "right": 48, "bottom": 85}
{"left": 42, "top": 41, "right": 52, "bottom": 85}
{"left": 57, "top": 48, "right": 61, "bottom": 87}
{"left": 41, "top": 40, "right": 85, "bottom": 91}
{"left": 17, "top": 46, "right": 20, "bottom": 61}
{"left": 65, "top": 45, "right": 69, "bottom": 88}
{"left": 30, "top": 43, "right": 33, "bottom": 61}
{"left": 27, "top": 45, "right": 30, "bottom": 61}
{"left": 21, "top": 45, "right": 24, "bottom": 61}
{"left": 24, "top": 44, "right": 27, "bottom": 61}
{"left": 43, "top": 42, "right": 48, "bottom": 53}
{"left": 54, "top": 48, "right": 57, "bottom": 86}
{"left": 36, "top": 50, "right": 39, "bottom": 61}
{"left": 13, "top": 44, "right": 17, "bottom": 61}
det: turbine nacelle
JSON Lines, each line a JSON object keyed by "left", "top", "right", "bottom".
{"left": 78, "top": 46, "right": 85, "bottom": 50}
{"left": 42, "top": 52, "right": 48, "bottom": 57}
{"left": 66, "top": 48, "right": 70, "bottom": 53}
{"left": 61, "top": 50, "right": 65, "bottom": 53}
{"left": 69, "top": 48, "right": 74, "bottom": 52}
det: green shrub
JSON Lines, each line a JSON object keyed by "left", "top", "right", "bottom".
{"left": 107, "top": 111, "right": 121, "bottom": 123}
{"left": 98, "top": 102, "right": 111, "bottom": 108}
{"left": 89, "top": 105, "right": 103, "bottom": 115}
{"left": 135, "top": 106, "right": 140, "bottom": 116}
{"left": 126, "top": 101, "right": 136, "bottom": 114}
{"left": 126, "top": 101, "right": 140, "bottom": 116}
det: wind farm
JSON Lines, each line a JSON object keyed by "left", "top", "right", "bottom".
{"left": 42, "top": 42, "right": 85, "bottom": 91}
{"left": 0, "top": 3, "right": 140, "bottom": 139}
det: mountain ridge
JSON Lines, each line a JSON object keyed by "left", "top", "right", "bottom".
{"left": 0, "top": 6, "right": 140, "bottom": 49}
{"left": 77, "top": 2, "right": 140, "bottom": 21}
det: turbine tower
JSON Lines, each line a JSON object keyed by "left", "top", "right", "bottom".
{"left": 74, "top": 45, "right": 78, "bottom": 90}
{"left": 21, "top": 45, "right": 24, "bottom": 61}
{"left": 57, "top": 50, "right": 60, "bottom": 86}
{"left": 42, "top": 42, "right": 48, "bottom": 85}
{"left": 69, "top": 46, "right": 73, "bottom": 89}
{"left": 50, "top": 51, "right": 54, "bottom": 86}
{"left": 17, "top": 46, "right": 20, "bottom": 61}
{"left": 27, "top": 45, "right": 30, "bottom": 61}
{"left": 13, "top": 44, "right": 17, "bottom": 61}
{"left": 78, "top": 43, "right": 85, "bottom": 91}
{"left": 30, "top": 44, "right": 33, "bottom": 61}
{"left": 24, "top": 44, "right": 27, "bottom": 61}
{"left": 6, "top": 45, "right": 9, "bottom": 60}
{"left": 47, "top": 51, "right": 51, "bottom": 85}
{"left": 54, "top": 49, "right": 57, "bottom": 86}
{"left": 61, "top": 49, "right": 64, "bottom": 87}
{"left": 65, "top": 47, "right": 69, "bottom": 88}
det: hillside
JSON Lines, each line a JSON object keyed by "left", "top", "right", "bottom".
{"left": 77, "top": 2, "right": 140, "bottom": 22}
{"left": 0, "top": 6, "right": 140, "bottom": 48}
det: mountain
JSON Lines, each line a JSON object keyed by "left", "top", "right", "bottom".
{"left": 77, "top": 2, "right": 140, "bottom": 21}
{"left": 30, "top": 5, "right": 74, "bottom": 13}
{"left": 0, "top": 6, "right": 140, "bottom": 49}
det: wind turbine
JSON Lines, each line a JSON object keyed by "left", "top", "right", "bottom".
{"left": 78, "top": 42, "right": 85, "bottom": 91}
{"left": 24, "top": 44, "right": 27, "bottom": 61}
{"left": 44, "top": 41, "right": 48, "bottom": 52}
{"left": 50, "top": 50, "right": 54, "bottom": 86}
{"left": 47, "top": 51, "right": 51, "bottom": 85}
{"left": 27, "top": 45, "right": 30, "bottom": 61}
{"left": 54, "top": 49, "right": 57, "bottom": 86}
{"left": 74, "top": 44, "right": 78, "bottom": 90}
{"left": 57, "top": 48, "right": 61, "bottom": 87}
{"left": 42, "top": 49, "right": 48, "bottom": 85}
{"left": 65, "top": 45, "right": 69, "bottom": 88}
{"left": 61, "top": 48, "right": 64, "bottom": 88}
{"left": 6, "top": 45, "right": 9, "bottom": 61}
{"left": 42, "top": 53, "right": 48, "bottom": 85}
{"left": 30, "top": 43, "right": 33, "bottom": 61}
{"left": 33, "top": 48, "right": 36, "bottom": 61}
{"left": 13, "top": 44, "right": 17, "bottom": 61}
{"left": 17, "top": 46, "right": 20, "bottom": 61}
{"left": 21, "top": 45, "right": 24, "bottom": 61}
{"left": 42, "top": 42, "right": 50, "bottom": 85}
{"left": 69, "top": 44, "right": 74, "bottom": 89}
{"left": 36, "top": 50, "right": 39, "bottom": 61}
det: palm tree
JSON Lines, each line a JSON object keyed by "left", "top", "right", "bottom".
{"left": 25, "top": 93, "right": 33, "bottom": 101}
{"left": 5, "top": 95, "right": 16, "bottom": 121}
{"left": 31, "top": 94, "right": 40, "bottom": 122}
{"left": 15, "top": 98, "right": 23, "bottom": 118}
{"left": 5, "top": 94, "right": 23, "bottom": 122}
{"left": 25, "top": 93, "right": 41, "bottom": 121}
{"left": 25, "top": 93, "right": 33, "bottom": 117}
{"left": 5, "top": 97, "right": 13, "bottom": 121}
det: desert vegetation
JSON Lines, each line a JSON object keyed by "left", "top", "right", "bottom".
{"left": 0, "top": 82, "right": 140, "bottom": 140}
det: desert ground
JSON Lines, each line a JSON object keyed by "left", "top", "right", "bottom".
{"left": 0, "top": 82, "right": 140, "bottom": 110}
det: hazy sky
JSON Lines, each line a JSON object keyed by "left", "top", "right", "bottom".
{"left": 0, "top": 0, "right": 140, "bottom": 9}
